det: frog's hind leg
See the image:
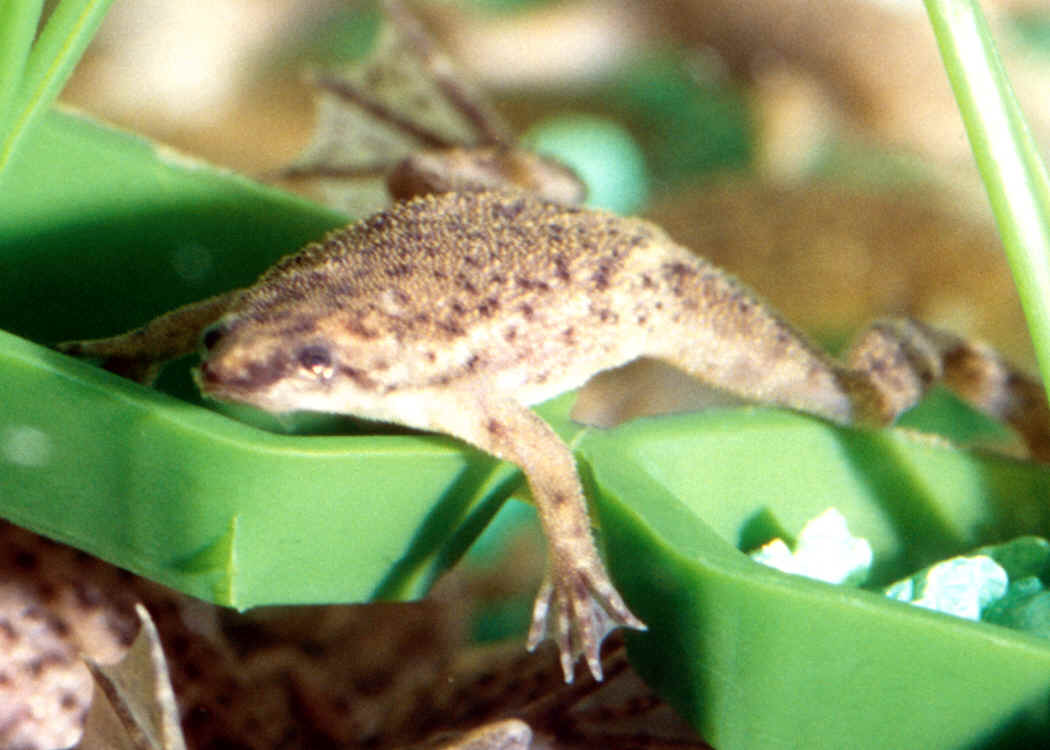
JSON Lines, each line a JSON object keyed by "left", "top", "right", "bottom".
{"left": 56, "top": 291, "right": 239, "bottom": 385}
{"left": 645, "top": 255, "right": 857, "bottom": 425}
{"left": 643, "top": 252, "right": 1050, "bottom": 459}
{"left": 843, "top": 317, "right": 1050, "bottom": 461}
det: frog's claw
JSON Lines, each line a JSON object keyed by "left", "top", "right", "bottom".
{"left": 526, "top": 563, "right": 646, "bottom": 683}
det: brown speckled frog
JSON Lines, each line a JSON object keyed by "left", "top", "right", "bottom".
{"left": 60, "top": 189, "right": 1050, "bottom": 683}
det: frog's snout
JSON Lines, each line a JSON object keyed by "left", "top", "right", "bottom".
{"left": 198, "top": 359, "right": 221, "bottom": 387}
{"left": 196, "top": 349, "right": 290, "bottom": 399}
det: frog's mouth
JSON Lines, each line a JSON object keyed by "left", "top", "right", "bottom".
{"left": 194, "top": 352, "right": 290, "bottom": 407}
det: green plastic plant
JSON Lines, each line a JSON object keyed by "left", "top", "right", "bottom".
{"left": 0, "top": 0, "right": 113, "bottom": 179}
{"left": 924, "top": 0, "right": 1050, "bottom": 399}
{"left": 5, "top": 1, "right": 1050, "bottom": 747}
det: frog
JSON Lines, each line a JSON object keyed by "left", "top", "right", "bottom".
{"left": 58, "top": 188, "right": 1050, "bottom": 684}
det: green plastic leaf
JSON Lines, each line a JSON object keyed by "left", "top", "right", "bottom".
{"left": 579, "top": 409, "right": 1050, "bottom": 748}
{"left": 0, "top": 0, "right": 45, "bottom": 147}
{"left": 924, "top": 0, "right": 1050, "bottom": 400}
{"left": 0, "top": 0, "right": 114, "bottom": 178}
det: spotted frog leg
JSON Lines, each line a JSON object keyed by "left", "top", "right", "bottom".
{"left": 431, "top": 389, "right": 645, "bottom": 683}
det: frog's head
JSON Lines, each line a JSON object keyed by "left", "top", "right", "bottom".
{"left": 194, "top": 311, "right": 381, "bottom": 415}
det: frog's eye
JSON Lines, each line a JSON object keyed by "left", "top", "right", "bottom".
{"left": 297, "top": 344, "right": 334, "bottom": 379}
{"left": 201, "top": 324, "right": 226, "bottom": 352}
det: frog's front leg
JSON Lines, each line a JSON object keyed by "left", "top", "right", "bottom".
{"left": 56, "top": 291, "right": 240, "bottom": 385}
{"left": 434, "top": 390, "right": 645, "bottom": 683}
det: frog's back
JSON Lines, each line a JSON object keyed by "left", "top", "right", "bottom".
{"left": 219, "top": 190, "right": 741, "bottom": 406}
{"left": 237, "top": 191, "right": 675, "bottom": 345}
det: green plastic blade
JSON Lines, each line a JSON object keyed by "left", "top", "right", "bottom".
{"left": 0, "top": 0, "right": 114, "bottom": 178}
{"left": 579, "top": 408, "right": 1050, "bottom": 748}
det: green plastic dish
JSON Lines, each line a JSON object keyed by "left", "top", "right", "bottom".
{"left": 6, "top": 108, "right": 1050, "bottom": 747}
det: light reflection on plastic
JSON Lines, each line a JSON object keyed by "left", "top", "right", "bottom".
{"left": 2, "top": 425, "right": 52, "bottom": 467}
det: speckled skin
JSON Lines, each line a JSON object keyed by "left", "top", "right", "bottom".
{"left": 61, "top": 190, "right": 1050, "bottom": 682}
{"left": 197, "top": 192, "right": 854, "bottom": 422}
